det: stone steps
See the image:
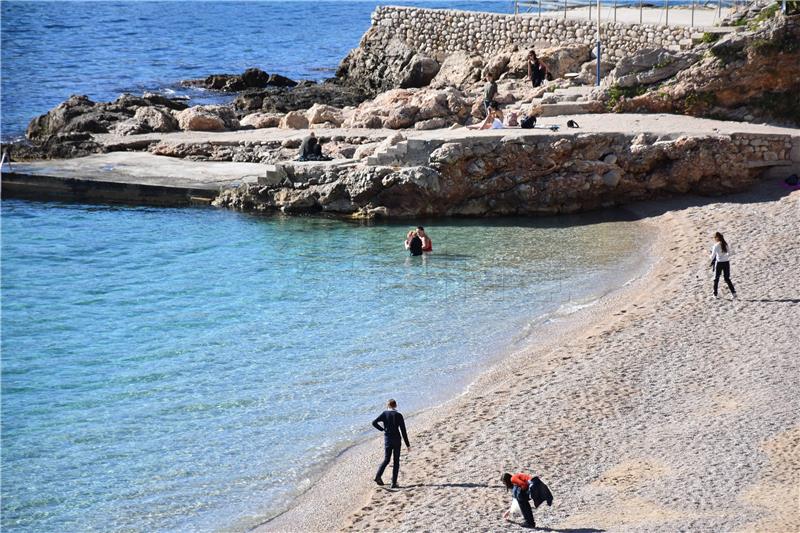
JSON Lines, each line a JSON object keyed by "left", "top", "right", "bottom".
{"left": 366, "top": 138, "right": 444, "bottom": 167}
{"left": 538, "top": 101, "right": 602, "bottom": 117}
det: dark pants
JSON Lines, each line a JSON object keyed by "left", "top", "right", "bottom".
{"left": 376, "top": 439, "right": 402, "bottom": 484}
{"left": 513, "top": 487, "right": 536, "bottom": 527}
{"left": 714, "top": 261, "right": 736, "bottom": 296}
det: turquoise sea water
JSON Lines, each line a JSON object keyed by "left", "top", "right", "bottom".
{"left": 1, "top": 200, "right": 650, "bottom": 531}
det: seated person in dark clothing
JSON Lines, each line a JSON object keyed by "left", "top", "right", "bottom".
{"left": 297, "top": 132, "right": 330, "bottom": 161}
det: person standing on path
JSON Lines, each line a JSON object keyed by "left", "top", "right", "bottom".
{"left": 372, "top": 399, "right": 411, "bottom": 489}
{"left": 482, "top": 73, "right": 498, "bottom": 116}
{"left": 527, "top": 50, "right": 549, "bottom": 88}
{"left": 710, "top": 232, "right": 737, "bottom": 298}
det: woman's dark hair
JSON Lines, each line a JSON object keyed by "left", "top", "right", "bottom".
{"left": 529, "top": 50, "right": 538, "bottom": 60}
{"left": 715, "top": 232, "right": 728, "bottom": 253}
{"left": 501, "top": 472, "right": 513, "bottom": 490}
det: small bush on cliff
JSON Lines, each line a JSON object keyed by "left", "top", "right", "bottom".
{"left": 684, "top": 91, "right": 718, "bottom": 114}
{"left": 606, "top": 84, "right": 647, "bottom": 110}
{"left": 701, "top": 32, "right": 722, "bottom": 44}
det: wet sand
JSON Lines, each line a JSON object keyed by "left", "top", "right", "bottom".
{"left": 260, "top": 180, "right": 799, "bottom": 532}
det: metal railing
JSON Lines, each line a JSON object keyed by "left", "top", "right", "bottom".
{"left": 513, "top": 0, "right": 745, "bottom": 27}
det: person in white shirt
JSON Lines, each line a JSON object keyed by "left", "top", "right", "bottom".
{"left": 710, "top": 232, "right": 737, "bottom": 298}
{"left": 468, "top": 103, "right": 504, "bottom": 130}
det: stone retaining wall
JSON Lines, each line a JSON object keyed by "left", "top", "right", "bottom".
{"left": 371, "top": 6, "right": 695, "bottom": 60}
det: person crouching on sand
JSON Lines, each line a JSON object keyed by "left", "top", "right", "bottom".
{"left": 372, "top": 399, "right": 411, "bottom": 488}
{"left": 502, "top": 472, "right": 536, "bottom": 528}
{"left": 710, "top": 231, "right": 737, "bottom": 299}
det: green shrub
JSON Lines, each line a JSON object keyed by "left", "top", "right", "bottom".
{"left": 701, "top": 32, "right": 721, "bottom": 44}
{"left": 606, "top": 84, "right": 648, "bottom": 110}
{"left": 684, "top": 91, "right": 717, "bottom": 113}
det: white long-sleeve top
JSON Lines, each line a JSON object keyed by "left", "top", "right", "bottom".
{"left": 710, "top": 242, "right": 731, "bottom": 262}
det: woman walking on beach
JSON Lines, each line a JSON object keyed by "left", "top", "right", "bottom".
{"left": 710, "top": 232, "right": 737, "bottom": 298}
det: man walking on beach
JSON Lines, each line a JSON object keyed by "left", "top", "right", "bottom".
{"left": 372, "top": 399, "right": 410, "bottom": 489}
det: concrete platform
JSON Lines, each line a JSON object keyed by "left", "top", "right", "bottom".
{"left": 1, "top": 152, "right": 265, "bottom": 206}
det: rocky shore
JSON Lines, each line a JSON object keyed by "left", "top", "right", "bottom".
{"left": 2, "top": 0, "right": 798, "bottom": 218}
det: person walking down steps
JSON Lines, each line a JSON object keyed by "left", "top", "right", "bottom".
{"left": 372, "top": 399, "right": 411, "bottom": 489}
{"left": 710, "top": 231, "right": 737, "bottom": 299}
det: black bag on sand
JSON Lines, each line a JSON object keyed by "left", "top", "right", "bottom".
{"left": 567, "top": 119, "right": 580, "bottom": 128}
{"left": 520, "top": 115, "right": 537, "bottom": 129}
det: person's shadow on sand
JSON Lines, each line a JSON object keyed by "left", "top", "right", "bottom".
{"left": 745, "top": 298, "right": 800, "bottom": 303}
{"left": 397, "top": 483, "right": 605, "bottom": 532}
{"left": 404, "top": 482, "right": 503, "bottom": 489}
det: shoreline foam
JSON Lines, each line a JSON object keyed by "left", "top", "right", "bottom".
{"left": 257, "top": 181, "right": 799, "bottom": 532}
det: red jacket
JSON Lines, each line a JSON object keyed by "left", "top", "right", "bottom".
{"left": 511, "top": 473, "right": 532, "bottom": 490}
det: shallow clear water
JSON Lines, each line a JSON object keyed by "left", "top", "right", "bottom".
{"left": 1, "top": 200, "right": 650, "bottom": 532}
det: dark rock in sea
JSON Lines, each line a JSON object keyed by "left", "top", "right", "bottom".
{"left": 180, "top": 68, "right": 285, "bottom": 92}
{"left": 234, "top": 82, "right": 368, "bottom": 114}
{"left": 26, "top": 92, "right": 191, "bottom": 141}
{"left": 4, "top": 132, "right": 105, "bottom": 161}
{"left": 242, "top": 67, "right": 270, "bottom": 88}
{"left": 266, "top": 74, "right": 298, "bottom": 88}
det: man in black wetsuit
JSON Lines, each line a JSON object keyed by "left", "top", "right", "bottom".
{"left": 372, "top": 399, "right": 411, "bottom": 489}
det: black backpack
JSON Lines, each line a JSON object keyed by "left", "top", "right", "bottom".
{"left": 520, "top": 115, "right": 537, "bottom": 129}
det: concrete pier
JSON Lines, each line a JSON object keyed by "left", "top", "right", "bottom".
{"left": 1, "top": 152, "right": 265, "bottom": 206}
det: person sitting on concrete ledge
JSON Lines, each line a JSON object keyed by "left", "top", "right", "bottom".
{"left": 297, "top": 132, "right": 331, "bottom": 161}
{"left": 468, "top": 102, "right": 504, "bottom": 130}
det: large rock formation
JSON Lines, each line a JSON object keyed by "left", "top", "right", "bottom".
{"left": 176, "top": 105, "right": 239, "bottom": 131}
{"left": 214, "top": 132, "right": 784, "bottom": 217}
{"left": 604, "top": 10, "right": 800, "bottom": 125}
{"left": 343, "top": 87, "right": 469, "bottom": 129}
{"left": 336, "top": 30, "right": 440, "bottom": 96}
{"left": 25, "top": 93, "right": 188, "bottom": 141}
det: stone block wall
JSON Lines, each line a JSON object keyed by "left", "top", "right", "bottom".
{"left": 372, "top": 6, "right": 695, "bottom": 61}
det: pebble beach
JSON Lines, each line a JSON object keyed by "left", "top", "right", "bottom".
{"left": 264, "top": 181, "right": 799, "bottom": 532}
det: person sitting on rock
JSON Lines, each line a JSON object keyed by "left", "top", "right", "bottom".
{"left": 527, "top": 50, "right": 550, "bottom": 88}
{"left": 468, "top": 102, "right": 504, "bottom": 130}
{"left": 297, "top": 132, "right": 329, "bottom": 161}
